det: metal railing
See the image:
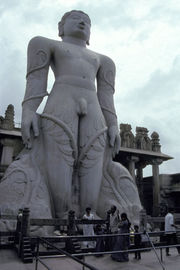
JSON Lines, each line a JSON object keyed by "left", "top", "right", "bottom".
{"left": 35, "top": 237, "right": 98, "bottom": 270}
{"left": 145, "top": 231, "right": 165, "bottom": 270}
{"left": 1, "top": 209, "right": 180, "bottom": 270}
{"left": 33, "top": 230, "right": 180, "bottom": 270}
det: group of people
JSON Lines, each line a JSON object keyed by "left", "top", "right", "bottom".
{"left": 82, "top": 205, "right": 142, "bottom": 262}
{"left": 55, "top": 205, "right": 180, "bottom": 262}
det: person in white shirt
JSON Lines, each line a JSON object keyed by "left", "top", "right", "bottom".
{"left": 110, "top": 205, "right": 120, "bottom": 233}
{"left": 82, "top": 207, "right": 95, "bottom": 248}
{"left": 109, "top": 205, "right": 120, "bottom": 250}
{"left": 165, "top": 208, "right": 180, "bottom": 256}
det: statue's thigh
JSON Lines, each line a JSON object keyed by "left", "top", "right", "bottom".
{"left": 78, "top": 110, "right": 107, "bottom": 179}
{"left": 42, "top": 116, "right": 78, "bottom": 168}
{"left": 78, "top": 118, "right": 106, "bottom": 210}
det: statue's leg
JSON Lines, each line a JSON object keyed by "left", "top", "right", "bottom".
{"left": 78, "top": 106, "right": 107, "bottom": 214}
{"left": 41, "top": 115, "right": 78, "bottom": 218}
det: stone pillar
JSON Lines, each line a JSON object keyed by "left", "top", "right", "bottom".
{"left": 68, "top": 210, "right": 75, "bottom": 236}
{"left": 151, "top": 158, "right": 163, "bottom": 216}
{"left": 0, "top": 138, "right": 14, "bottom": 165}
{"left": 136, "top": 163, "right": 144, "bottom": 205}
{"left": 66, "top": 210, "right": 76, "bottom": 253}
{"left": 139, "top": 208, "right": 147, "bottom": 231}
{"left": 18, "top": 208, "right": 30, "bottom": 258}
{"left": 127, "top": 156, "right": 139, "bottom": 181}
{"left": 106, "top": 210, "right": 111, "bottom": 233}
{"left": 15, "top": 209, "right": 23, "bottom": 244}
{"left": 21, "top": 208, "right": 30, "bottom": 237}
{"left": 136, "top": 165, "right": 143, "bottom": 182}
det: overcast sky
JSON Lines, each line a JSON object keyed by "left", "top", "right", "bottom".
{"left": 0, "top": 0, "right": 180, "bottom": 176}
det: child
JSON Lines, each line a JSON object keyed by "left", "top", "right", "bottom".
{"left": 134, "top": 225, "right": 141, "bottom": 260}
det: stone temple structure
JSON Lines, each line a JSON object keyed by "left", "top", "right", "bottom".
{"left": 117, "top": 124, "right": 173, "bottom": 216}
{"left": 0, "top": 105, "right": 23, "bottom": 178}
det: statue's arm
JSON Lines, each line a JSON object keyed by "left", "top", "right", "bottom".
{"left": 22, "top": 36, "right": 51, "bottom": 149}
{"left": 97, "top": 55, "right": 120, "bottom": 157}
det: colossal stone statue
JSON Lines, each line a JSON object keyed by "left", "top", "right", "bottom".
{"left": 0, "top": 10, "right": 141, "bottom": 233}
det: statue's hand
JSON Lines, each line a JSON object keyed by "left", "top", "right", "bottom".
{"left": 21, "top": 108, "right": 39, "bottom": 149}
{"left": 108, "top": 125, "right": 121, "bottom": 158}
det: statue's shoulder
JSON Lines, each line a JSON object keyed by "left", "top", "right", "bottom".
{"left": 28, "top": 36, "right": 59, "bottom": 51}
{"left": 97, "top": 53, "right": 115, "bottom": 69}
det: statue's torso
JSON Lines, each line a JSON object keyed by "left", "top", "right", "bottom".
{"left": 51, "top": 41, "right": 100, "bottom": 86}
{"left": 44, "top": 41, "right": 102, "bottom": 117}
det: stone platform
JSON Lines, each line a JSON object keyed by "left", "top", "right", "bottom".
{"left": 1, "top": 248, "right": 180, "bottom": 270}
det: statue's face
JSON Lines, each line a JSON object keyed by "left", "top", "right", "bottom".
{"left": 63, "top": 11, "right": 91, "bottom": 43}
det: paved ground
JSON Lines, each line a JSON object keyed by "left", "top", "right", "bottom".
{"left": 1, "top": 248, "right": 180, "bottom": 270}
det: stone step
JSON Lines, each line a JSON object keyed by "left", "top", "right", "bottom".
{"left": 23, "top": 244, "right": 30, "bottom": 248}
{"left": 22, "top": 253, "right": 33, "bottom": 258}
{"left": 22, "top": 249, "right": 32, "bottom": 253}
{"left": 22, "top": 257, "right": 33, "bottom": 264}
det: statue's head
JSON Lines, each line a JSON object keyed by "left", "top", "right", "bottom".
{"left": 58, "top": 10, "right": 91, "bottom": 45}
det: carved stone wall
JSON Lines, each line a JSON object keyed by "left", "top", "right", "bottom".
{"left": 120, "top": 123, "right": 135, "bottom": 148}
{"left": 0, "top": 104, "right": 14, "bottom": 130}
{"left": 120, "top": 124, "right": 161, "bottom": 152}
{"left": 0, "top": 105, "right": 23, "bottom": 179}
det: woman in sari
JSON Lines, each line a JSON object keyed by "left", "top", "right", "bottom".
{"left": 111, "top": 212, "right": 131, "bottom": 262}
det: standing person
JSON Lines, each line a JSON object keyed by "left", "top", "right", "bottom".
{"left": 95, "top": 224, "right": 105, "bottom": 256}
{"left": 165, "top": 208, "right": 180, "bottom": 256}
{"left": 108, "top": 205, "right": 120, "bottom": 250}
{"left": 134, "top": 225, "right": 141, "bottom": 260}
{"left": 82, "top": 207, "right": 95, "bottom": 248}
{"left": 109, "top": 205, "right": 120, "bottom": 234}
{"left": 111, "top": 212, "right": 131, "bottom": 262}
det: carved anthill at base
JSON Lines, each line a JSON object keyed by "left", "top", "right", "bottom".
{"left": 98, "top": 147, "right": 141, "bottom": 223}
{"left": 0, "top": 123, "right": 53, "bottom": 235}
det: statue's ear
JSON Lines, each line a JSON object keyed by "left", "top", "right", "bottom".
{"left": 58, "top": 23, "right": 64, "bottom": 38}
{"left": 86, "top": 29, "right": 91, "bottom": 45}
